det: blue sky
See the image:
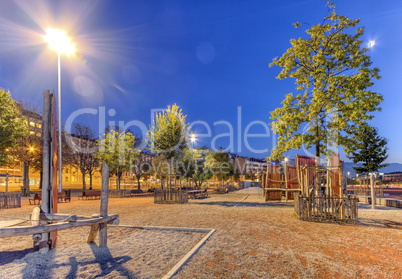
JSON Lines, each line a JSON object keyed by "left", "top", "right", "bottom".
{"left": 1, "top": 0, "right": 402, "bottom": 162}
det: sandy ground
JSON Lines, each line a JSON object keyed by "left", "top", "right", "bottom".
{"left": 1, "top": 190, "right": 402, "bottom": 278}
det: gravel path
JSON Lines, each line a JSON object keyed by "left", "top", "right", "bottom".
{"left": 1, "top": 192, "right": 402, "bottom": 278}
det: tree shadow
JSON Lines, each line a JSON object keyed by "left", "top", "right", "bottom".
{"left": 14, "top": 243, "right": 135, "bottom": 278}
{"left": 0, "top": 248, "right": 35, "bottom": 265}
{"left": 358, "top": 218, "right": 402, "bottom": 230}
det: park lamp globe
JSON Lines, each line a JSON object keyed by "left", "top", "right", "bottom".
{"left": 45, "top": 29, "right": 75, "bottom": 55}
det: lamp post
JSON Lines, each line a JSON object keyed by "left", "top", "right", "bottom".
{"left": 190, "top": 132, "right": 196, "bottom": 148}
{"left": 45, "top": 29, "right": 75, "bottom": 192}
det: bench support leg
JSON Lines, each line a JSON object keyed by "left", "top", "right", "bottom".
{"left": 87, "top": 224, "right": 99, "bottom": 243}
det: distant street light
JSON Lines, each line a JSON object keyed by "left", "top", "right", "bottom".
{"left": 44, "top": 28, "right": 76, "bottom": 192}
{"left": 190, "top": 132, "right": 196, "bottom": 148}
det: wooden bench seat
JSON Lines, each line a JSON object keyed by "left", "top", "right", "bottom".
{"left": 29, "top": 190, "right": 71, "bottom": 205}
{"left": 29, "top": 193, "right": 42, "bottom": 205}
{"left": 58, "top": 190, "right": 71, "bottom": 203}
{"left": 78, "top": 190, "right": 102, "bottom": 200}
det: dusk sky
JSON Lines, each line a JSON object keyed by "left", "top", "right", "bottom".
{"left": 0, "top": 0, "right": 401, "bottom": 162}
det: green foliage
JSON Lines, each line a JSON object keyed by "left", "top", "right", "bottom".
{"left": 0, "top": 88, "right": 28, "bottom": 165}
{"left": 97, "top": 129, "right": 139, "bottom": 188}
{"left": 205, "top": 149, "right": 234, "bottom": 181}
{"left": 148, "top": 104, "right": 189, "bottom": 160}
{"left": 268, "top": 4, "right": 382, "bottom": 161}
{"left": 347, "top": 125, "right": 388, "bottom": 173}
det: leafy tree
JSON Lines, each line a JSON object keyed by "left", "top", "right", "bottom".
{"left": 7, "top": 104, "right": 42, "bottom": 195}
{"left": 347, "top": 125, "right": 388, "bottom": 174}
{"left": 268, "top": 2, "right": 383, "bottom": 161}
{"left": 64, "top": 123, "right": 99, "bottom": 191}
{"left": 0, "top": 89, "right": 28, "bottom": 166}
{"left": 132, "top": 152, "right": 153, "bottom": 190}
{"left": 348, "top": 125, "right": 388, "bottom": 209}
{"left": 97, "top": 129, "right": 139, "bottom": 190}
{"left": 206, "top": 149, "right": 234, "bottom": 185}
{"left": 147, "top": 104, "right": 189, "bottom": 190}
{"left": 176, "top": 148, "right": 198, "bottom": 181}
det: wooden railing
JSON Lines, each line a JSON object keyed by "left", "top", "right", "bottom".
{"left": 154, "top": 189, "right": 188, "bottom": 204}
{"left": 349, "top": 186, "right": 384, "bottom": 197}
{"left": 294, "top": 194, "right": 358, "bottom": 223}
{"left": 108, "top": 189, "right": 131, "bottom": 198}
{"left": 0, "top": 192, "right": 21, "bottom": 209}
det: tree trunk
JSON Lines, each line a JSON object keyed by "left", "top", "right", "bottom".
{"left": 82, "top": 172, "right": 86, "bottom": 191}
{"left": 116, "top": 172, "right": 121, "bottom": 190}
{"left": 137, "top": 176, "right": 141, "bottom": 190}
{"left": 23, "top": 162, "right": 30, "bottom": 196}
{"left": 89, "top": 173, "right": 93, "bottom": 190}
{"left": 39, "top": 171, "right": 43, "bottom": 190}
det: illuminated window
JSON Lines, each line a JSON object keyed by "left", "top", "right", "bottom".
{"left": 29, "top": 131, "right": 35, "bottom": 135}
{"left": 36, "top": 123, "right": 42, "bottom": 128}
{"left": 29, "top": 121, "right": 35, "bottom": 127}
{"left": 36, "top": 132, "right": 41, "bottom": 137}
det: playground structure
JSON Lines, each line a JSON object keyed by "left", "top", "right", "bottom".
{"left": 0, "top": 90, "right": 118, "bottom": 253}
{"left": 262, "top": 154, "right": 358, "bottom": 222}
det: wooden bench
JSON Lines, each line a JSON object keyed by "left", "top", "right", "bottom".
{"left": 58, "top": 190, "right": 71, "bottom": 203}
{"left": 78, "top": 190, "right": 101, "bottom": 200}
{"left": 29, "top": 193, "right": 42, "bottom": 205}
{"left": 188, "top": 189, "right": 209, "bottom": 199}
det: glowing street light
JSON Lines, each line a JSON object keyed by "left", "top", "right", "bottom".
{"left": 190, "top": 132, "right": 196, "bottom": 148}
{"left": 44, "top": 28, "right": 76, "bottom": 192}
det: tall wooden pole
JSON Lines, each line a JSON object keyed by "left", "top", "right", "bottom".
{"left": 99, "top": 161, "right": 109, "bottom": 247}
{"left": 370, "top": 173, "right": 376, "bottom": 210}
{"left": 40, "top": 90, "right": 51, "bottom": 254}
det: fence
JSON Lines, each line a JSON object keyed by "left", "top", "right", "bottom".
{"left": 349, "top": 186, "right": 384, "bottom": 198}
{"left": 0, "top": 192, "right": 21, "bottom": 209}
{"left": 294, "top": 194, "right": 358, "bottom": 223}
{"left": 108, "top": 189, "right": 133, "bottom": 198}
{"left": 154, "top": 189, "right": 188, "bottom": 204}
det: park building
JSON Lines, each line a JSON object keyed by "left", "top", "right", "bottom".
{"left": 381, "top": 172, "right": 402, "bottom": 185}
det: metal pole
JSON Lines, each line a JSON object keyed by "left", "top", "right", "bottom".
{"left": 57, "top": 51, "right": 62, "bottom": 192}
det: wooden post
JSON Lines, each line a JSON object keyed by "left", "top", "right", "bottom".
{"left": 370, "top": 173, "right": 376, "bottom": 210}
{"left": 99, "top": 161, "right": 109, "bottom": 247}
{"left": 39, "top": 90, "right": 51, "bottom": 254}
{"left": 30, "top": 207, "right": 41, "bottom": 250}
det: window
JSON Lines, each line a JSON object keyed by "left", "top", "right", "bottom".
{"left": 29, "top": 121, "right": 35, "bottom": 127}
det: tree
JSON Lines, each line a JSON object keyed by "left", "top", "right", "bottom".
{"left": 347, "top": 125, "right": 388, "bottom": 209}
{"left": 348, "top": 126, "right": 388, "bottom": 174}
{"left": 0, "top": 89, "right": 28, "bottom": 166}
{"left": 7, "top": 107, "right": 42, "bottom": 195}
{"left": 97, "top": 129, "right": 139, "bottom": 190}
{"left": 132, "top": 152, "right": 153, "bottom": 190}
{"left": 147, "top": 104, "right": 189, "bottom": 190}
{"left": 268, "top": 2, "right": 383, "bottom": 162}
{"left": 64, "top": 123, "right": 99, "bottom": 191}
{"left": 205, "top": 149, "right": 234, "bottom": 186}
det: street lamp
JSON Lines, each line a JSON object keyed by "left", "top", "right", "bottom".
{"left": 190, "top": 132, "right": 196, "bottom": 148}
{"left": 45, "top": 28, "right": 75, "bottom": 192}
